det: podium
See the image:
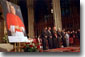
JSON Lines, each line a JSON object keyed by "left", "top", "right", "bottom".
{"left": 8, "top": 36, "right": 29, "bottom": 52}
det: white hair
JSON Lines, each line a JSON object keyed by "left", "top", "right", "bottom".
{"left": 6, "top": 1, "right": 13, "bottom": 13}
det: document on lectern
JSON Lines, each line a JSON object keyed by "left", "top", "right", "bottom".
{"left": 8, "top": 36, "right": 29, "bottom": 43}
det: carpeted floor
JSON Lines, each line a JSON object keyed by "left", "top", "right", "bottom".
{"left": 43, "top": 47, "right": 80, "bottom": 52}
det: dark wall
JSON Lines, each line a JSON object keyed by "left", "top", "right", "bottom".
{"left": 60, "top": 0, "right": 80, "bottom": 30}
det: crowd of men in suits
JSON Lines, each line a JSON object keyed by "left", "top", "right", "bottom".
{"left": 40, "top": 26, "right": 80, "bottom": 50}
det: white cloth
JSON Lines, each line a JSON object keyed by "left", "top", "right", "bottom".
{"left": 8, "top": 26, "right": 29, "bottom": 43}
{"left": 10, "top": 25, "right": 24, "bottom": 36}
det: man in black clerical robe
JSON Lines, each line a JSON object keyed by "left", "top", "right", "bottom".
{"left": 41, "top": 27, "right": 48, "bottom": 50}
{"left": 47, "top": 27, "right": 53, "bottom": 49}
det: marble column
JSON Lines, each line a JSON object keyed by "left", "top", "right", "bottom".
{"left": 27, "top": 0, "right": 34, "bottom": 38}
{"left": 52, "top": 0, "right": 62, "bottom": 30}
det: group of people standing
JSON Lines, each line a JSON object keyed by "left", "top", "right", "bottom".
{"left": 40, "top": 26, "right": 80, "bottom": 50}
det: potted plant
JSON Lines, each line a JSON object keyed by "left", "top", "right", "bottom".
{"left": 3, "top": 33, "right": 9, "bottom": 43}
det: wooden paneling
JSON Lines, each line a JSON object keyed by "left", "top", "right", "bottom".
{"left": 0, "top": 4, "right": 4, "bottom": 43}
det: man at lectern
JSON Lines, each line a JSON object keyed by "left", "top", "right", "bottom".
{"left": 6, "top": 3, "right": 25, "bottom": 36}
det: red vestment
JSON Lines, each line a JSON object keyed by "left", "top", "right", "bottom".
{"left": 6, "top": 13, "right": 25, "bottom": 32}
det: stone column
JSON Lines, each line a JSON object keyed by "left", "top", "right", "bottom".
{"left": 52, "top": 0, "right": 62, "bottom": 30}
{"left": 27, "top": 0, "right": 34, "bottom": 38}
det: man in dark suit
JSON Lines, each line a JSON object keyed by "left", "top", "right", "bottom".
{"left": 52, "top": 27, "right": 58, "bottom": 48}
{"left": 47, "top": 27, "right": 53, "bottom": 49}
{"left": 57, "top": 28, "right": 62, "bottom": 48}
{"left": 61, "top": 29, "right": 66, "bottom": 47}
{"left": 40, "top": 27, "right": 48, "bottom": 50}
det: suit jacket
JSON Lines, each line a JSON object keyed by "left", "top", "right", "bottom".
{"left": 41, "top": 30, "right": 48, "bottom": 39}
{"left": 57, "top": 31, "right": 62, "bottom": 38}
{"left": 47, "top": 30, "right": 52, "bottom": 38}
{"left": 51, "top": 30, "right": 57, "bottom": 38}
